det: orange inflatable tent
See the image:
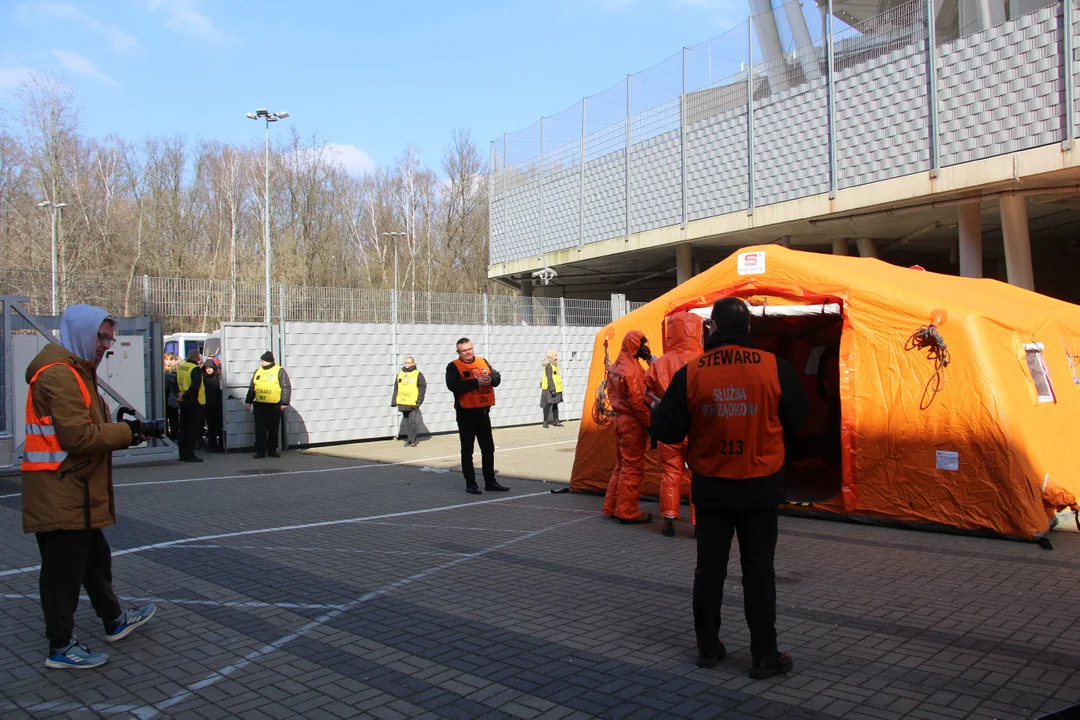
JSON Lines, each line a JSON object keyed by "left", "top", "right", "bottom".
{"left": 571, "top": 245, "right": 1080, "bottom": 541}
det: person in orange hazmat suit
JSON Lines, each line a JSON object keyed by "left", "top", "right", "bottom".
{"left": 645, "top": 311, "right": 704, "bottom": 537}
{"left": 601, "top": 329, "right": 655, "bottom": 524}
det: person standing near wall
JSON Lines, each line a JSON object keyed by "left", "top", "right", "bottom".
{"left": 176, "top": 349, "right": 205, "bottom": 463}
{"left": 652, "top": 298, "right": 809, "bottom": 677}
{"left": 163, "top": 353, "right": 180, "bottom": 441}
{"left": 540, "top": 349, "right": 564, "bottom": 428}
{"left": 644, "top": 311, "right": 704, "bottom": 538}
{"left": 245, "top": 351, "right": 291, "bottom": 459}
{"left": 445, "top": 338, "right": 509, "bottom": 495}
{"left": 202, "top": 356, "right": 223, "bottom": 452}
{"left": 391, "top": 355, "right": 427, "bottom": 447}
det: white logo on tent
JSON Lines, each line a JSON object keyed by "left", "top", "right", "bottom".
{"left": 738, "top": 252, "right": 766, "bottom": 275}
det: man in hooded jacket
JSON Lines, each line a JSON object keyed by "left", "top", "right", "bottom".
{"left": 645, "top": 311, "right": 704, "bottom": 537}
{"left": 601, "top": 330, "right": 654, "bottom": 523}
{"left": 22, "top": 305, "right": 157, "bottom": 670}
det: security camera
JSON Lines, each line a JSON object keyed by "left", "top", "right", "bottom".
{"left": 532, "top": 267, "right": 558, "bottom": 286}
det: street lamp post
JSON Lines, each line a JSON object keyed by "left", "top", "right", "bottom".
{"left": 245, "top": 109, "right": 289, "bottom": 325}
{"left": 380, "top": 231, "right": 407, "bottom": 325}
{"left": 36, "top": 200, "right": 68, "bottom": 317}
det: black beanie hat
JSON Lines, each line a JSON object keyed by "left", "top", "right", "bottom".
{"left": 261, "top": 351, "right": 275, "bottom": 363}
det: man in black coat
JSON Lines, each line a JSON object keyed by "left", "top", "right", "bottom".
{"left": 652, "top": 298, "right": 809, "bottom": 678}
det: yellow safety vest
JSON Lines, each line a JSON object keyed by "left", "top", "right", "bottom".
{"left": 253, "top": 366, "right": 283, "bottom": 404}
{"left": 396, "top": 369, "right": 420, "bottom": 406}
{"left": 541, "top": 364, "right": 563, "bottom": 393}
{"left": 177, "top": 361, "right": 206, "bottom": 405}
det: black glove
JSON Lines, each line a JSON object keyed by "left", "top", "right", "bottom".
{"left": 123, "top": 419, "right": 142, "bottom": 440}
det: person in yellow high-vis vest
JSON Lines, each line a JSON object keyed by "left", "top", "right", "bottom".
{"left": 391, "top": 355, "right": 427, "bottom": 447}
{"left": 176, "top": 349, "right": 205, "bottom": 463}
{"left": 540, "top": 349, "right": 564, "bottom": 428}
{"left": 245, "top": 351, "right": 292, "bottom": 459}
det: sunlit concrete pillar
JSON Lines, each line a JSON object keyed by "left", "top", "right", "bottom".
{"left": 676, "top": 244, "right": 693, "bottom": 286}
{"left": 855, "top": 238, "right": 878, "bottom": 258}
{"left": 832, "top": 238, "right": 849, "bottom": 255}
{"left": 958, "top": 202, "right": 983, "bottom": 278}
{"left": 1000, "top": 195, "right": 1034, "bottom": 290}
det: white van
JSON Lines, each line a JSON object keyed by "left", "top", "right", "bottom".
{"left": 164, "top": 333, "right": 208, "bottom": 359}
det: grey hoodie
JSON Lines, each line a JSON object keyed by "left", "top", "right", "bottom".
{"left": 60, "top": 304, "right": 114, "bottom": 366}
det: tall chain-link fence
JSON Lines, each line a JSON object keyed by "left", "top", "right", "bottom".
{"left": 0, "top": 269, "right": 622, "bottom": 329}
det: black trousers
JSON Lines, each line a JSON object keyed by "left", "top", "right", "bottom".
{"left": 400, "top": 408, "right": 420, "bottom": 443}
{"left": 179, "top": 403, "right": 204, "bottom": 459}
{"left": 456, "top": 408, "right": 495, "bottom": 488}
{"left": 36, "top": 530, "right": 122, "bottom": 649}
{"left": 253, "top": 402, "right": 282, "bottom": 453}
{"left": 166, "top": 407, "right": 180, "bottom": 440}
{"left": 693, "top": 505, "right": 779, "bottom": 661}
{"left": 543, "top": 403, "right": 560, "bottom": 425}
{"left": 205, "top": 402, "right": 223, "bottom": 450}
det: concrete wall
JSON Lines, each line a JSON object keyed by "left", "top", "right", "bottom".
{"left": 938, "top": 3, "right": 1064, "bottom": 166}
{"left": 222, "top": 321, "right": 601, "bottom": 449}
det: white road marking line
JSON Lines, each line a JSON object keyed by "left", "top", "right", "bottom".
{"left": 0, "top": 592, "right": 347, "bottom": 611}
{"left": 130, "top": 515, "right": 594, "bottom": 720}
{"left": 0, "top": 491, "right": 552, "bottom": 578}
{"left": 0, "top": 439, "right": 576, "bottom": 498}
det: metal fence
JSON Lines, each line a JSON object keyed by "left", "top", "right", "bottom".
{"left": 489, "top": 0, "right": 1066, "bottom": 264}
{"left": 0, "top": 269, "right": 621, "bottom": 328}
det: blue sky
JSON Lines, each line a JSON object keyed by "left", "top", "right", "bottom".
{"left": 0, "top": 0, "right": 792, "bottom": 175}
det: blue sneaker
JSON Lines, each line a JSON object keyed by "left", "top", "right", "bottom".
{"left": 45, "top": 639, "right": 109, "bottom": 670}
{"left": 103, "top": 604, "right": 157, "bottom": 643}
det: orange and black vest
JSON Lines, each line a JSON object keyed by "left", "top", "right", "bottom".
{"left": 452, "top": 358, "right": 496, "bottom": 409}
{"left": 22, "top": 362, "right": 93, "bottom": 472}
{"left": 685, "top": 344, "right": 785, "bottom": 479}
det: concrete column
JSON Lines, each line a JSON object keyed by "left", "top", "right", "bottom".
{"left": 958, "top": 202, "right": 983, "bottom": 278}
{"left": 1000, "top": 195, "right": 1034, "bottom": 290}
{"left": 831, "top": 238, "right": 849, "bottom": 255}
{"left": 855, "top": 238, "right": 878, "bottom": 258}
{"left": 520, "top": 278, "right": 534, "bottom": 325}
{"left": 676, "top": 244, "right": 693, "bottom": 285}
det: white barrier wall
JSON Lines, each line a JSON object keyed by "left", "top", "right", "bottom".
{"left": 222, "top": 321, "right": 600, "bottom": 449}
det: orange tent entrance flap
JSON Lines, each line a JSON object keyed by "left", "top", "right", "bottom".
{"left": 571, "top": 245, "right": 1080, "bottom": 540}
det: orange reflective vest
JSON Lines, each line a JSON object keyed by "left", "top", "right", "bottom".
{"left": 685, "top": 345, "right": 786, "bottom": 479}
{"left": 22, "top": 362, "right": 93, "bottom": 472}
{"left": 453, "top": 358, "right": 496, "bottom": 409}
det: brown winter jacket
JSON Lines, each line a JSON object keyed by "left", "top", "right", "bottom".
{"left": 21, "top": 343, "right": 133, "bottom": 533}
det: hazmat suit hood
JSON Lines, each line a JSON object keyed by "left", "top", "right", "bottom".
{"left": 619, "top": 330, "right": 646, "bottom": 359}
{"left": 645, "top": 312, "right": 704, "bottom": 397}
{"left": 60, "top": 304, "right": 114, "bottom": 366}
{"left": 664, "top": 311, "right": 704, "bottom": 355}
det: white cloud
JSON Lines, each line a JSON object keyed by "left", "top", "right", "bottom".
{"left": 146, "top": 0, "right": 224, "bottom": 42}
{"left": 51, "top": 49, "right": 118, "bottom": 85}
{"left": 324, "top": 143, "right": 376, "bottom": 176}
{"left": 15, "top": 2, "right": 138, "bottom": 53}
{"left": 0, "top": 66, "right": 36, "bottom": 92}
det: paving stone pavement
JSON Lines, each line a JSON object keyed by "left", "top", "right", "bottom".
{"left": 1, "top": 441, "right": 1079, "bottom": 719}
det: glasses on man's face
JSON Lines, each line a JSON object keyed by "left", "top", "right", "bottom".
{"left": 97, "top": 332, "right": 117, "bottom": 348}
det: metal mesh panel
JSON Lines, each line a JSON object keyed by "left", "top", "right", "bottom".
{"left": 0, "top": 270, "right": 625, "bottom": 329}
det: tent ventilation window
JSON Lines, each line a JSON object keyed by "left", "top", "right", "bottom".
{"left": 1024, "top": 343, "right": 1056, "bottom": 403}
